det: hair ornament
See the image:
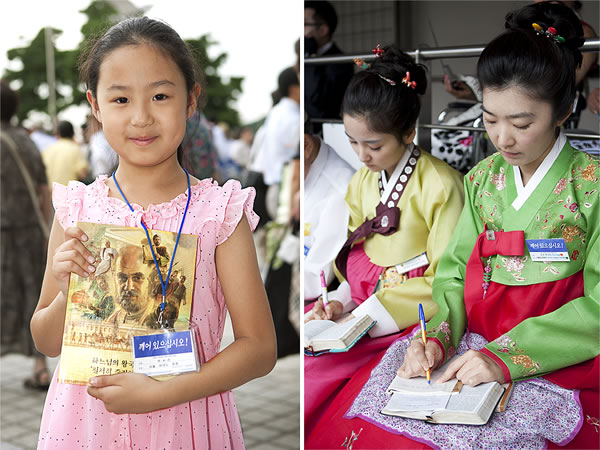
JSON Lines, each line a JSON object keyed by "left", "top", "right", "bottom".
{"left": 531, "top": 22, "right": 566, "bottom": 44}
{"left": 401, "top": 72, "right": 417, "bottom": 89}
{"left": 372, "top": 44, "right": 384, "bottom": 57}
{"left": 376, "top": 73, "right": 396, "bottom": 86}
{"left": 354, "top": 57, "right": 369, "bottom": 69}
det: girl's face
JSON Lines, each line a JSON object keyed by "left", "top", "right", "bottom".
{"left": 343, "top": 114, "right": 412, "bottom": 176}
{"left": 88, "top": 44, "right": 197, "bottom": 170}
{"left": 482, "top": 86, "right": 565, "bottom": 176}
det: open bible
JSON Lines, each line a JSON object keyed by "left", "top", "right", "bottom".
{"left": 381, "top": 357, "right": 512, "bottom": 425}
{"left": 304, "top": 314, "right": 375, "bottom": 356}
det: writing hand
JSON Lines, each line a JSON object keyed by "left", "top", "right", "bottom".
{"left": 397, "top": 339, "right": 443, "bottom": 378}
{"left": 87, "top": 372, "right": 163, "bottom": 414}
{"left": 52, "top": 227, "right": 95, "bottom": 298}
{"left": 437, "top": 350, "right": 504, "bottom": 386}
{"left": 311, "top": 298, "right": 343, "bottom": 321}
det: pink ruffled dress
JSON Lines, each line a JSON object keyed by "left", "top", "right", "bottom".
{"left": 38, "top": 176, "right": 258, "bottom": 450}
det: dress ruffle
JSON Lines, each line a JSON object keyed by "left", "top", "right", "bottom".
{"left": 216, "top": 180, "right": 259, "bottom": 245}
{"left": 52, "top": 181, "right": 86, "bottom": 229}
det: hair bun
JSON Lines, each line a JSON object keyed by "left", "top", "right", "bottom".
{"left": 505, "top": 2, "right": 584, "bottom": 52}
{"left": 370, "top": 45, "right": 428, "bottom": 95}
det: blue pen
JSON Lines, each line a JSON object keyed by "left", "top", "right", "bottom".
{"left": 418, "top": 303, "right": 431, "bottom": 384}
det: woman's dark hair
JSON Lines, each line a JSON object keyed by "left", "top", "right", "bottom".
{"left": 477, "top": 2, "right": 584, "bottom": 121}
{"left": 341, "top": 45, "right": 427, "bottom": 142}
{"left": 79, "top": 17, "right": 205, "bottom": 166}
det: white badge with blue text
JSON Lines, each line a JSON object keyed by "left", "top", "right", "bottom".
{"left": 526, "top": 238, "right": 570, "bottom": 262}
{"left": 132, "top": 329, "right": 199, "bottom": 378}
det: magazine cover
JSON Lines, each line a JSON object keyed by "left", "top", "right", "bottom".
{"left": 58, "top": 222, "right": 198, "bottom": 385}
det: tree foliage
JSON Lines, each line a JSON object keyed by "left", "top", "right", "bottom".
{"left": 3, "top": 0, "right": 243, "bottom": 127}
{"left": 186, "top": 36, "right": 243, "bottom": 126}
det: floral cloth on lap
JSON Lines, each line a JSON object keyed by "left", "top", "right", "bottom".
{"left": 345, "top": 330, "right": 582, "bottom": 449}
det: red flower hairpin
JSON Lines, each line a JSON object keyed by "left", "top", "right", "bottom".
{"left": 402, "top": 72, "right": 417, "bottom": 89}
{"left": 372, "top": 44, "right": 384, "bottom": 57}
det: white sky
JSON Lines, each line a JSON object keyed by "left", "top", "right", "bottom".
{"left": 0, "top": 0, "right": 301, "bottom": 132}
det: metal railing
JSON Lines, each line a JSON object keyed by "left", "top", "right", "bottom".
{"left": 306, "top": 38, "right": 600, "bottom": 143}
{"left": 304, "top": 38, "right": 599, "bottom": 64}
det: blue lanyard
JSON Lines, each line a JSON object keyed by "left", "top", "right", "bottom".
{"left": 112, "top": 170, "right": 191, "bottom": 315}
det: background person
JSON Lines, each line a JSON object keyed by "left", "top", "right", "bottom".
{"left": 304, "top": 0, "right": 354, "bottom": 126}
{"left": 41, "top": 120, "right": 88, "bottom": 191}
{"left": 0, "top": 80, "right": 52, "bottom": 390}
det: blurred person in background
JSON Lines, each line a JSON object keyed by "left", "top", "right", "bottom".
{"left": 211, "top": 120, "right": 241, "bottom": 181}
{"left": 181, "top": 110, "right": 219, "bottom": 181}
{"left": 303, "top": 133, "right": 355, "bottom": 305}
{"left": 28, "top": 122, "right": 57, "bottom": 153}
{"left": 0, "top": 79, "right": 52, "bottom": 390}
{"left": 85, "top": 113, "right": 117, "bottom": 179}
{"left": 304, "top": 1, "right": 354, "bottom": 127}
{"left": 255, "top": 66, "right": 300, "bottom": 219}
{"left": 42, "top": 120, "right": 89, "bottom": 190}
{"left": 230, "top": 126, "right": 254, "bottom": 173}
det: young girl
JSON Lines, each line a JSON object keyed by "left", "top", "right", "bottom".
{"left": 307, "top": 3, "right": 599, "bottom": 449}
{"left": 31, "top": 17, "right": 276, "bottom": 449}
{"left": 304, "top": 46, "right": 464, "bottom": 436}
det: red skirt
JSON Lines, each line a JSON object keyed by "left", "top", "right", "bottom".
{"left": 304, "top": 242, "right": 426, "bottom": 436}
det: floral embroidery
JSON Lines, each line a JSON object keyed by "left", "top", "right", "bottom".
{"left": 571, "top": 250, "right": 579, "bottom": 260}
{"left": 501, "top": 256, "right": 528, "bottom": 282}
{"left": 493, "top": 334, "right": 541, "bottom": 376}
{"left": 427, "top": 321, "right": 451, "bottom": 343}
{"left": 510, "top": 354, "right": 541, "bottom": 374}
{"left": 341, "top": 428, "right": 363, "bottom": 449}
{"left": 494, "top": 334, "right": 515, "bottom": 348}
{"left": 543, "top": 263, "right": 560, "bottom": 275}
{"left": 586, "top": 415, "right": 600, "bottom": 433}
{"left": 581, "top": 163, "right": 597, "bottom": 182}
{"left": 503, "top": 256, "right": 525, "bottom": 273}
{"left": 554, "top": 178, "right": 567, "bottom": 195}
{"left": 562, "top": 225, "right": 582, "bottom": 243}
{"left": 490, "top": 168, "right": 506, "bottom": 191}
{"left": 568, "top": 202, "right": 578, "bottom": 213}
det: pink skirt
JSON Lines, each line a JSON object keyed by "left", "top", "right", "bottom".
{"left": 304, "top": 242, "right": 426, "bottom": 437}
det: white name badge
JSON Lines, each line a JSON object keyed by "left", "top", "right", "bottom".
{"left": 395, "top": 252, "right": 429, "bottom": 275}
{"left": 132, "top": 329, "right": 199, "bottom": 378}
{"left": 526, "top": 238, "right": 570, "bottom": 262}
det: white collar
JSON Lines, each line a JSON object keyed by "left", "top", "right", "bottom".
{"left": 305, "top": 137, "right": 328, "bottom": 189}
{"left": 512, "top": 131, "right": 566, "bottom": 211}
{"left": 380, "top": 143, "right": 413, "bottom": 204}
{"left": 316, "top": 41, "right": 334, "bottom": 56}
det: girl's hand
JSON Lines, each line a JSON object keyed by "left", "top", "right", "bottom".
{"left": 87, "top": 373, "right": 163, "bottom": 414}
{"left": 397, "top": 338, "right": 443, "bottom": 378}
{"left": 52, "top": 227, "right": 95, "bottom": 297}
{"left": 311, "top": 298, "right": 343, "bottom": 321}
{"left": 437, "top": 350, "right": 504, "bottom": 386}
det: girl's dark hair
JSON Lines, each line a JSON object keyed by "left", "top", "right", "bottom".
{"left": 342, "top": 46, "right": 427, "bottom": 142}
{"left": 477, "top": 2, "right": 584, "bottom": 121}
{"left": 79, "top": 17, "right": 205, "bottom": 167}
